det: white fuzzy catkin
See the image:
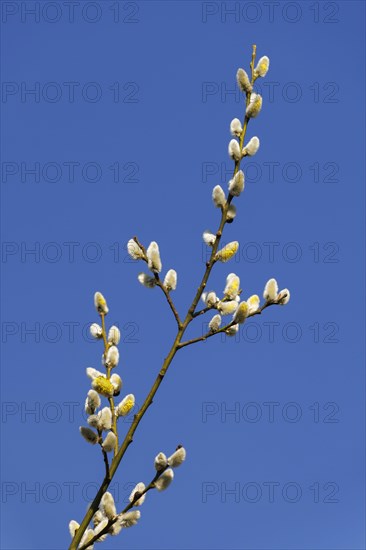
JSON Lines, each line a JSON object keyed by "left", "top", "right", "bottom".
{"left": 85, "top": 389, "right": 101, "bottom": 415}
{"left": 263, "top": 278, "right": 278, "bottom": 301}
{"left": 243, "top": 136, "right": 260, "bottom": 157}
{"left": 228, "top": 170, "right": 245, "bottom": 197}
{"left": 80, "top": 528, "right": 94, "bottom": 549}
{"left": 164, "top": 269, "right": 177, "bottom": 291}
{"left": 146, "top": 241, "right": 162, "bottom": 273}
{"left": 203, "top": 230, "right": 216, "bottom": 247}
{"left": 246, "top": 93, "right": 262, "bottom": 118}
{"left": 105, "top": 345, "right": 119, "bottom": 368}
{"left": 109, "top": 522, "right": 122, "bottom": 536}
{"left": 98, "top": 407, "right": 112, "bottom": 431}
{"left": 217, "top": 300, "right": 238, "bottom": 315}
{"left": 215, "top": 241, "right": 239, "bottom": 263}
{"left": 154, "top": 452, "right": 168, "bottom": 471}
{"left": 209, "top": 314, "right": 222, "bottom": 332}
{"left": 119, "top": 510, "right": 141, "bottom": 528}
{"left": 247, "top": 294, "right": 260, "bottom": 314}
{"left": 92, "top": 510, "right": 105, "bottom": 527}
{"left": 79, "top": 426, "right": 98, "bottom": 445}
{"left": 254, "top": 56, "right": 270, "bottom": 77}
{"left": 69, "top": 520, "right": 80, "bottom": 538}
{"left": 110, "top": 373, "right": 122, "bottom": 393}
{"left": 102, "top": 432, "right": 116, "bottom": 453}
{"left": 155, "top": 468, "right": 174, "bottom": 491}
{"left": 168, "top": 446, "right": 186, "bottom": 467}
{"left": 116, "top": 394, "right": 135, "bottom": 417}
{"left": 230, "top": 118, "right": 242, "bottom": 137}
{"left": 228, "top": 139, "right": 241, "bottom": 161}
{"left": 224, "top": 273, "right": 240, "bottom": 300}
{"left": 204, "top": 291, "right": 217, "bottom": 307}
{"left": 108, "top": 326, "right": 121, "bottom": 345}
{"left": 138, "top": 272, "right": 156, "bottom": 288}
{"left": 226, "top": 204, "right": 237, "bottom": 222}
{"left": 90, "top": 323, "right": 103, "bottom": 339}
{"left": 127, "top": 238, "right": 145, "bottom": 260}
{"left": 236, "top": 68, "right": 252, "bottom": 93}
{"left": 233, "top": 301, "right": 249, "bottom": 324}
{"left": 101, "top": 492, "right": 116, "bottom": 519}
{"left": 129, "top": 482, "right": 146, "bottom": 506}
{"left": 225, "top": 324, "right": 239, "bottom": 336}
{"left": 212, "top": 185, "right": 226, "bottom": 208}
{"left": 277, "top": 288, "right": 290, "bottom": 305}
{"left": 86, "top": 367, "right": 104, "bottom": 380}
{"left": 94, "top": 291, "right": 109, "bottom": 315}
{"left": 87, "top": 414, "right": 99, "bottom": 428}
{"left": 93, "top": 518, "right": 109, "bottom": 542}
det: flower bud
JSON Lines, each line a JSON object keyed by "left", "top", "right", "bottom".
{"left": 225, "top": 324, "right": 239, "bottom": 336}
{"left": 146, "top": 241, "right": 162, "bottom": 273}
{"left": 247, "top": 294, "right": 260, "bottom": 314}
{"left": 215, "top": 241, "right": 239, "bottom": 263}
{"left": 246, "top": 93, "right": 262, "bottom": 118}
{"left": 233, "top": 301, "right": 249, "bottom": 324}
{"left": 263, "top": 278, "right": 278, "bottom": 301}
{"left": 85, "top": 389, "right": 101, "bottom": 415}
{"left": 116, "top": 394, "right": 135, "bottom": 417}
{"left": 94, "top": 292, "right": 109, "bottom": 315}
{"left": 212, "top": 185, "right": 226, "bottom": 208}
{"left": 168, "top": 446, "right": 186, "bottom": 467}
{"left": 242, "top": 136, "right": 260, "bottom": 157}
{"left": 217, "top": 300, "right": 238, "bottom": 315}
{"left": 102, "top": 431, "right": 116, "bottom": 453}
{"left": 254, "top": 56, "right": 270, "bottom": 78}
{"left": 203, "top": 230, "right": 216, "bottom": 247}
{"left": 228, "top": 139, "right": 241, "bottom": 161}
{"left": 236, "top": 68, "right": 252, "bottom": 93}
{"left": 129, "top": 482, "right": 146, "bottom": 506}
{"left": 209, "top": 314, "right": 222, "bottom": 332}
{"left": 97, "top": 407, "right": 112, "bottom": 431}
{"left": 93, "top": 518, "right": 109, "bottom": 542}
{"left": 277, "top": 288, "right": 290, "bottom": 305}
{"left": 87, "top": 414, "right": 99, "bottom": 428}
{"left": 110, "top": 373, "right": 122, "bottom": 394}
{"left": 164, "top": 269, "right": 177, "bottom": 291}
{"left": 127, "top": 238, "right": 145, "bottom": 260}
{"left": 108, "top": 326, "right": 121, "bottom": 345}
{"left": 92, "top": 510, "right": 105, "bottom": 527}
{"left": 203, "top": 291, "right": 217, "bottom": 307}
{"left": 138, "top": 273, "right": 156, "bottom": 288}
{"left": 119, "top": 510, "right": 141, "bottom": 528}
{"left": 105, "top": 345, "right": 119, "bottom": 369}
{"left": 224, "top": 273, "right": 240, "bottom": 300}
{"left": 69, "top": 520, "right": 80, "bottom": 538}
{"left": 80, "top": 529, "right": 94, "bottom": 549}
{"left": 155, "top": 468, "right": 174, "bottom": 491}
{"left": 230, "top": 118, "right": 242, "bottom": 137}
{"left": 101, "top": 492, "right": 116, "bottom": 519}
{"left": 154, "top": 452, "right": 168, "bottom": 471}
{"left": 226, "top": 204, "right": 237, "bottom": 222}
{"left": 79, "top": 426, "right": 98, "bottom": 445}
{"left": 228, "top": 170, "right": 244, "bottom": 197}
{"left": 90, "top": 323, "right": 103, "bottom": 339}
{"left": 86, "top": 367, "right": 104, "bottom": 380}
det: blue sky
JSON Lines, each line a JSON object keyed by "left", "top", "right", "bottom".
{"left": 1, "top": 1, "right": 365, "bottom": 549}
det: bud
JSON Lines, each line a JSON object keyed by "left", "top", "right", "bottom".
{"left": 230, "top": 118, "right": 242, "bottom": 137}
{"left": 226, "top": 204, "right": 237, "bottom": 222}
{"left": 119, "top": 510, "right": 141, "bottom": 528}
{"left": 105, "top": 345, "right": 119, "bottom": 369}
{"left": 233, "top": 301, "right": 249, "bottom": 324}
{"left": 87, "top": 414, "right": 99, "bottom": 428}
{"left": 209, "top": 313, "right": 222, "bottom": 332}
{"left": 92, "top": 376, "right": 115, "bottom": 398}
{"left": 127, "top": 238, "right": 145, "bottom": 260}
{"left": 225, "top": 324, "right": 239, "bottom": 337}
{"left": 168, "top": 446, "right": 186, "bottom": 467}
{"left": 277, "top": 288, "right": 290, "bottom": 305}
{"left": 92, "top": 510, "right": 105, "bottom": 527}
{"left": 263, "top": 278, "right": 278, "bottom": 301}
{"left": 102, "top": 432, "right": 116, "bottom": 453}
{"left": 242, "top": 136, "right": 260, "bottom": 157}
{"left": 138, "top": 272, "right": 156, "bottom": 288}
{"left": 146, "top": 241, "right": 162, "bottom": 273}
{"left": 154, "top": 452, "right": 168, "bottom": 471}
{"left": 254, "top": 56, "right": 270, "bottom": 78}
{"left": 116, "top": 394, "right": 135, "bottom": 417}
{"left": 203, "top": 230, "right": 216, "bottom": 247}
{"left": 86, "top": 367, "right": 104, "bottom": 380}
{"left": 80, "top": 528, "right": 94, "bottom": 549}
{"left": 93, "top": 518, "right": 109, "bottom": 542}
{"left": 108, "top": 522, "right": 122, "bottom": 536}
{"left": 236, "top": 68, "right": 252, "bottom": 93}
{"left": 94, "top": 292, "right": 109, "bottom": 315}
{"left": 203, "top": 291, "right": 217, "bottom": 307}
{"left": 246, "top": 93, "right": 262, "bottom": 118}
{"left": 247, "top": 294, "right": 260, "bottom": 314}
{"left": 212, "top": 185, "right": 226, "bottom": 208}
{"left": 228, "top": 139, "right": 241, "bottom": 161}
{"left": 110, "top": 373, "right": 122, "bottom": 394}
{"left": 228, "top": 170, "right": 244, "bottom": 197}
{"left": 217, "top": 300, "right": 238, "bottom": 315}
{"left": 79, "top": 426, "right": 98, "bottom": 445}
{"left": 101, "top": 492, "right": 116, "bottom": 519}
{"left": 69, "top": 520, "right": 80, "bottom": 538}
{"left": 155, "top": 468, "right": 174, "bottom": 491}
{"left": 97, "top": 407, "right": 112, "bottom": 431}
{"left": 85, "top": 389, "right": 101, "bottom": 415}
{"left": 129, "top": 482, "right": 146, "bottom": 506}
{"left": 90, "top": 323, "right": 103, "bottom": 339}
{"left": 224, "top": 273, "right": 240, "bottom": 300}
{"left": 108, "top": 326, "right": 121, "bottom": 345}
{"left": 215, "top": 241, "right": 239, "bottom": 263}
{"left": 163, "top": 269, "right": 177, "bottom": 291}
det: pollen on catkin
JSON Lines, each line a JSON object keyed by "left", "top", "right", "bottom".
{"left": 155, "top": 468, "right": 174, "bottom": 491}
{"left": 90, "top": 323, "right": 103, "bottom": 339}
{"left": 247, "top": 294, "right": 260, "bottom": 314}
{"left": 146, "top": 241, "right": 162, "bottom": 273}
{"left": 236, "top": 68, "right": 252, "bottom": 94}
{"left": 163, "top": 269, "right": 177, "bottom": 291}
{"left": 108, "top": 326, "right": 121, "bottom": 345}
{"left": 129, "top": 482, "right": 146, "bottom": 506}
{"left": 212, "top": 185, "right": 226, "bottom": 208}
{"left": 94, "top": 292, "right": 109, "bottom": 315}
{"left": 116, "top": 394, "right": 135, "bottom": 417}
{"left": 242, "top": 136, "right": 260, "bottom": 157}
{"left": 233, "top": 301, "right": 249, "bottom": 324}
{"left": 215, "top": 241, "right": 239, "bottom": 263}
{"left": 263, "top": 278, "right": 279, "bottom": 301}
{"left": 228, "top": 139, "right": 241, "bottom": 161}
{"left": 277, "top": 288, "right": 290, "bottom": 305}
{"left": 127, "top": 238, "right": 145, "bottom": 260}
{"left": 101, "top": 492, "right": 117, "bottom": 519}
{"left": 228, "top": 170, "right": 245, "bottom": 197}
{"left": 79, "top": 426, "right": 98, "bottom": 445}
{"left": 209, "top": 313, "right": 222, "bottom": 332}
{"left": 246, "top": 93, "right": 262, "bottom": 118}
{"left": 92, "top": 376, "right": 115, "bottom": 398}
{"left": 224, "top": 273, "right": 240, "bottom": 300}
{"left": 217, "top": 300, "right": 238, "bottom": 315}
{"left": 230, "top": 118, "right": 242, "bottom": 137}
{"left": 254, "top": 56, "right": 270, "bottom": 78}
{"left": 138, "top": 272, "right": 156, "bottom": 288}
{"left": 203, "top": 230, "right": 216, "bottom": 247}
{"left": 102, "top": 432, "right": 116, "bottom": 453}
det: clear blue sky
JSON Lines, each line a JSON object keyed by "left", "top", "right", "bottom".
{"left": 1, "top": 1, "right": 365, "bottom": 549}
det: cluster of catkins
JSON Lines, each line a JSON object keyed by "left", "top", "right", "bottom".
{"left": 69, "top": 446, "right": 186, "bottom": 548}
{"left": 79, "top": 292, "right": 135, "bottom": 453}
{"left": 127, "top": 238, "right": 177, "bottom": 291}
